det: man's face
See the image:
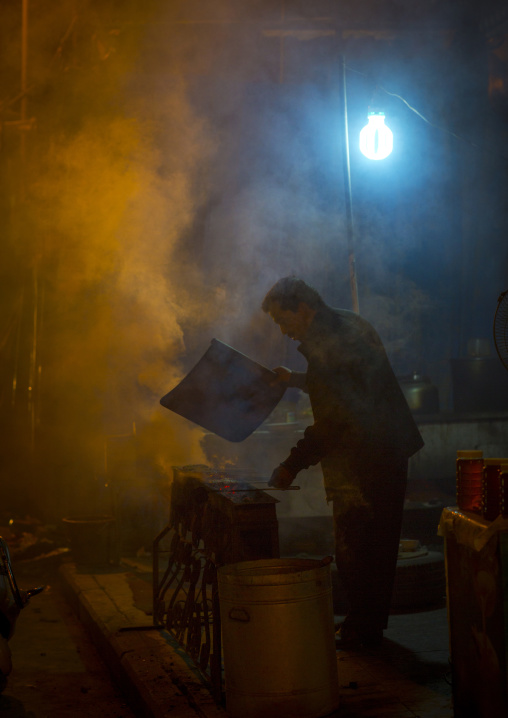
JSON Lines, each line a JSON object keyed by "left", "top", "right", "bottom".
{"left": 269, "top": 301, "right": 314, "bottom": 341}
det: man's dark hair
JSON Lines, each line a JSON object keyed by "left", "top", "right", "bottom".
{"left": 262, "top": 276, "right": 326, "bottom": 313}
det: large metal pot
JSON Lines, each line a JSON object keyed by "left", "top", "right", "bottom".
{"left": 398, "top": 372, "right": 439, "bottom": 414}
{"left": 218, "top": 557, "right": 339, "bottom": 718}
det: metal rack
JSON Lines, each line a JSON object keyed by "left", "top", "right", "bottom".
{"left": 152, "top": 465, "right": 279, "bottom": 700}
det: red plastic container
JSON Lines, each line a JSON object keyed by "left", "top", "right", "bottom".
{"left": 483, "top": 459, "right": 504, "bottom": 521}
{"left": 501, "top": 464, "right": 508, "bottom": 518}
{"left": 456, "top": 450, "right": 483, "bottom": 514}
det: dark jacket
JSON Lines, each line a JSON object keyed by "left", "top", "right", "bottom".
{"left": 281, "top": 306, "right": 424, "bottom": 498}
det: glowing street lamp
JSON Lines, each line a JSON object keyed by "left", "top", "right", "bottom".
{"left": 359, "top": 111, "right": 393, "bottom": 161}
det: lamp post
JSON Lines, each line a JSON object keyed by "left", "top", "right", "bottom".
{"left": 339, "top": 59, "right": 394, "bottom": 313}
{"left": 339, "top": 55, "right": 359, "bottom": 314}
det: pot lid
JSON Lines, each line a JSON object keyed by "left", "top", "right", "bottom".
{"left": 160, "top": 339, "right": 286, "bottom": 442}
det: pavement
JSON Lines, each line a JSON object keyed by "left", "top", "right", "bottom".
{"left": 59, "top": 557, "right": 225, "bottom": 718}
{"left": 58, "top": 555, "right": 454, "bottom": 718}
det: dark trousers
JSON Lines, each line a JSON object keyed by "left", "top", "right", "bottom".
{"left": 332, "top": 455, "right": 408, "bottom": 633}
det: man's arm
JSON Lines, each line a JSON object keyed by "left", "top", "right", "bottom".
{"left": 268, "top": 412, "right": 345, "bottom": 489}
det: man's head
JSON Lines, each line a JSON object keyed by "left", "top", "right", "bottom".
{"left": 262, "top": 276, "right": 324, "bottom": 341}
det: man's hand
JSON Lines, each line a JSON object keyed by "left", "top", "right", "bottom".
{"left": 271, "top": 366, "right": 293, "bottom": 384}
{"left": 268, "top": 464, "right": 295, "bottom": 490}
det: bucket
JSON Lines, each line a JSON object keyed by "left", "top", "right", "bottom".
{"left": 62, "top": 515, "right": 115, "bottom": 568}
{"left": 218, "top": 556, "right": 339, "bottom": 718}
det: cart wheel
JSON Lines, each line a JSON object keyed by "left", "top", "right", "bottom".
{"left": 391, "top": 551, "right": 446, "bottom": 611}
{"left": 330, "top": 550, "right": 446, "bottom": 614}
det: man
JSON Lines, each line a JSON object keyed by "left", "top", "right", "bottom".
{"left": 262, "top": 276, "right": 424, "bottom": 648}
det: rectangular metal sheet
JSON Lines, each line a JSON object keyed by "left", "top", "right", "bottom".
{"left": 160, "top": 339, "right": 285, "bottom": 442}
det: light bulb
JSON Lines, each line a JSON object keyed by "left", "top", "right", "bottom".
{"left": 359, "top": 111, "right": 393, "bottom": 161}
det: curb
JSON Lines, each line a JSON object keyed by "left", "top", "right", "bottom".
{"left": 58, "top": 561, "right": 226, "bottom": 718}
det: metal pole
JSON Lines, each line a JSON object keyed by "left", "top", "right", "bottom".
{"left": 21, "top": 0, "right": 28, "bottom": 164}
{"left": 339, "top": 55, "right": 359, "bottom": 314}
{"left": 29, "top": 264, "right": 39, "bottom": 453}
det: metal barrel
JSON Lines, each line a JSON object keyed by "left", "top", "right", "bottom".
{"left": 218, "top": 557, "right": 339, "bottom": 718}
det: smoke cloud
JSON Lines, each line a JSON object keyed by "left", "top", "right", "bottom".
{"left": 2, "top": 2, "right": 223, "bottom": 521}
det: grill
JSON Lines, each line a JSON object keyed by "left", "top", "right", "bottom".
{"left": 153, "top": 465, "right": 279, "bottom": 700}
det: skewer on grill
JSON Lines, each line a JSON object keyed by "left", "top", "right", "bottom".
{"left": 211, "top": 484, "right": 300, "bottom": 492}
{"left": 251, "top": 483, "right": 300, "bottom": 491}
